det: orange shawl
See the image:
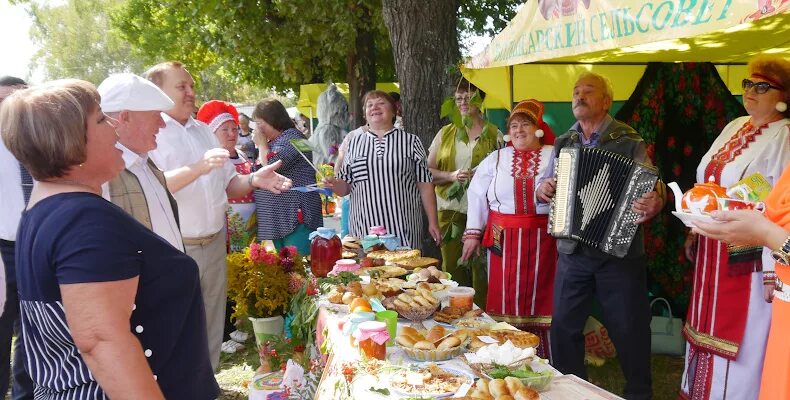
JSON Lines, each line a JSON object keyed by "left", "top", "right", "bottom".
{"left": 766, "top": 165, "right": 790, "bottom": 266}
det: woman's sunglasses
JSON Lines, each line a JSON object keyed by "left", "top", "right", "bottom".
{"left": 742, "top": 79, "right": 783, "bottom": 94}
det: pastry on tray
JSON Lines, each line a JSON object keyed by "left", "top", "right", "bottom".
{"left": 366, "top": 249, "right": 421, "bottom": 264}
{"left": 396, "top": 256, "right": 440, "bottom": 270}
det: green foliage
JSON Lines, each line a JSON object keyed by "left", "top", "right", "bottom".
{"left": 113, "top": 0, "right": 396, "bottom": 93}
{"left": 26, "top": 0, "right": 148, "bottom": 84}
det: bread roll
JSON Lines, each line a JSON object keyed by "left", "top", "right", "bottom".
{"left": 437, "top": 336, "right": 461, "bottom": 350}
{"left": 475, "top": 378, "right": 490, "bottom": 395}
{"left": 395, "top": 335, "right": 416, "bottom": 348}
{"left": 399, "top": 326, "right": 420, "bottom": 338}
{"left": 514, "top": 387, "right": 540, "bottom": 400}
{"left": 426, "top": 326, "right": 446, "bottom": 343}
{"left": 498, "top": 396, "right": 515, "bottom": 400}
{"left": 341, "top": 291, "right": 357, "bottom": 304}
{"left": 413, "top": 340, "right": 436, "bottom": 350}
{"left": 504, "top": 376, "right": 525, "bottom": 394}
{"left": 412, "top": 295, "right": 433, "bottom": 307}
{"left": 488, "top": 379, "right": 509, "bottom": 397}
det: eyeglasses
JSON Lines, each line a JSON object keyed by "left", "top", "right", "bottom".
{"left": 742, "top": 79, "right": 783, "bottom": 94}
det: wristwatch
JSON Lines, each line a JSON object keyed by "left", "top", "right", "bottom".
{"left": 772, "top": 236, "right": 790, "bottom": 265}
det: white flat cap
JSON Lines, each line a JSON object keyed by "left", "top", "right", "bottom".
{"left": 98, "top": 73, "right": 174, "bottom": 113}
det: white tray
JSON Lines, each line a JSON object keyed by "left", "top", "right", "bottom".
{"left": 671, "top": 211, "right": 719, "bottom": 227}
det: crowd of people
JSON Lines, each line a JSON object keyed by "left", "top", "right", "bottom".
{"left": 0, "top": 53, "right": 787, "bottom": 400}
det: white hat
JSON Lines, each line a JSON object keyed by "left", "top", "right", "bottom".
{"left": 98, "top": 73, "right": 174, "bottom": 113}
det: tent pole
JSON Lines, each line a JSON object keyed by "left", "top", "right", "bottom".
{"left": 509, "top": 65, "right": 514, "bottom": 109}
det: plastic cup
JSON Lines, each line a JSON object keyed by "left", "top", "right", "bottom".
{"left": 375, "top": 310, "right": 398, "bottom": 346}
{"left": 448, "top": 287, "right": 476, "bottom": 312}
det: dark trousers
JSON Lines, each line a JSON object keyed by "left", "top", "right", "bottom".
{"left": 0, "top": 240, "right": 34, "bottom": 399}
{"left": 550, "top": 251, "right": 652, "bottom": 400}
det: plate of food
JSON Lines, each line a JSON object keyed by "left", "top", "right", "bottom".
{"left": 388, "top": 363, "right": 472, "bottom": 398}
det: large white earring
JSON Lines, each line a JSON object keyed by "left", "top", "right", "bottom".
{"left": 535, "top": 129, "right": 545, "bottom": 138}
{"left": 777, "top": 101, "right": 788, "bottom": 113}
{"left": 503, "top": 134, "right": 511, "bottom": 142}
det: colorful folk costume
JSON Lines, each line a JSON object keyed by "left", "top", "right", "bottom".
{"left": 759, "top": 161, "right": 790, "bottom": 400}
{"left": 466, "top": 145, "right": 556, "bottom": 359}
{"left": 464, "top": 100, "right": 557, "bottom": 360}
{"left": 681, "top": 116, "right": 790, "bottom": 400}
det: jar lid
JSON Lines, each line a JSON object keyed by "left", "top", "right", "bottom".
{"left": 449, "top": 287, "right": 475, "bottom": 296}
{"left": 357, "top": 320, "right": 387, "bottom": 333}
{"left": 317, "top": 227, "right": 337, "bottom": 236}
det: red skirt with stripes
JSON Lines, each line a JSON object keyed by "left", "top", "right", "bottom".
{"left": 483, "top": 211, "right": 557, "bottom": 358}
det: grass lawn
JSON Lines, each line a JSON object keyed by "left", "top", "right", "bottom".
{"left": 213, "top": 347, "right": 684, "bottom": 400}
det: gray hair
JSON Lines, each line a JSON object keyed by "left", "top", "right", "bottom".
{"left": 576, "top": 71, "right": 614, "bottom": 101}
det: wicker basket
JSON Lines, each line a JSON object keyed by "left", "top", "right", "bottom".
{"left": 395, "top": 303, "right": 440, "bottom": 322}
{"left": 398, "top": 339, "right": 469, "bottom": 362}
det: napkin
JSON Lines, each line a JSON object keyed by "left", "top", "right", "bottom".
{"left": 280, "top": 359, "right": 305, "bottom": 391}
{"left": 464, "top": 340, "right": 536, "bottom": 365}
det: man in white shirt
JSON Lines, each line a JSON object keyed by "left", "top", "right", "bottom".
{"left": 144, "top": 61, "right": 291, "bottom": 370}
{"left": 97, "top": 73, "right": 185, "bottom": 251}
{"left": 0, "top": 75, "right": 34, "bottom": 399}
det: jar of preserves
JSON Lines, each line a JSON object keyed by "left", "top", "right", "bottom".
{"left": 448, "top": 287, "right": 476, "bottom": 312}
{"left": 310, "top": 227, "right": 341, "bottom": 277}
{"left": 355, "top": 321, "right": 389, "bottom": 360}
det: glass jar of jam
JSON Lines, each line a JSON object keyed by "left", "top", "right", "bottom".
{"left": 355, "top": 321, "right": 389, "bottom": 360}
{"left": 310, "top": 227, "right": 341, "bottom": 277}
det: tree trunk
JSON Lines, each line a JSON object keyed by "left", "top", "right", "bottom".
{"left": 347, "top": 4, "right": 377, "bottom": 128}
{"left": 381, "top": 0, "right": 461, "bottom": 256}
{"left": 381, "top": 0, "right": 461, "bottom": 148}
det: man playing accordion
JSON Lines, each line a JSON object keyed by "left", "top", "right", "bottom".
{"left": 537, "top": 72, "right": 665, "bottom": 400}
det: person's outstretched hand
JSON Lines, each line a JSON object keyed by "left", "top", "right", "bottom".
{"left": 251, "top": 160, "right": 292, "bottom": 194}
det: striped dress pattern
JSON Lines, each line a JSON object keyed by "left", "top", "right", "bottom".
{"left": 338, "top": 128, "right": 432, "bottom": 248}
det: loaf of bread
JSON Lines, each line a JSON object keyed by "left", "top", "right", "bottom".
{"left": 426, "top": 325, "right": 446, "bottom": 343}
{"left": 437, "top": 336, "right": 461, "bottom": 350}
{"left": 413, "top": 340, "right": 436, "bottom": 350}
{"left": 396, "top": 256, "right": 440, "bottom": 270}
{"left": 395, "top": 334, "right": 416, "bottom": 348}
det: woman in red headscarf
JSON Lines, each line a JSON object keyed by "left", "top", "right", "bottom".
{"left": 197, "top": 100, "right": 256, "bottom": 253}
{"left": 461, "top": 99, "right": 557, "bottom": 360}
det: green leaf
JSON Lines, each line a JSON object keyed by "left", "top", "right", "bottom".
{"left": 451, "top": 223, "right": 462, "bottom": 240}
{"left": 290, "top": 138, "right": 314, "bottom": 152}
{"left": 369, "top": 387, "right": 390, "bottom": 395}
{"left": 440, "top": 96, "right": 456, "bottom": 119}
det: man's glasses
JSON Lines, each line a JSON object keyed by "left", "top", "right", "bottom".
{"left": 742, "top": 79, "right": 783, "bottom": 94}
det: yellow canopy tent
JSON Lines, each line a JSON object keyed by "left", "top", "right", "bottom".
{"left": 296, "top": 82, "right": 401, "bottom": 118}
{"left": 462, "top": 0, "right": 790, "bottom": 108}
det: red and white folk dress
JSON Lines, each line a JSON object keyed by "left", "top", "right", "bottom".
{"left": 466, "top": 145, "right": 557, "bottom": 360}
{"left": 681, "top": 116, "right": 790, "bottom": 400}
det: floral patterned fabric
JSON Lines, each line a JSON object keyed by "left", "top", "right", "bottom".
{"left": 614, "top": 62, "right": 746, "bottom": 312}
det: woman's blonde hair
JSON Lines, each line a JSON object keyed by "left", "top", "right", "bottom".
{"left": 0, "top": 79, "right": 99, "bottom": 180}
{"left": 748, "top": 55, "right": 790, "bottom": 117}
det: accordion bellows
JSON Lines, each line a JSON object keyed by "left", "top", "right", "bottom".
{"left": 548, "top": 147, "right": 658, "bottom": 258}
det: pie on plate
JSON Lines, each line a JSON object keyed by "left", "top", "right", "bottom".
{"left": 388, "top": 363, "right": 471, "bottom": 397}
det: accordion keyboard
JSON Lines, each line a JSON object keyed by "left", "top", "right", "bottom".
{"left": 549, "top": 146, "right": 658, "bottom": 258}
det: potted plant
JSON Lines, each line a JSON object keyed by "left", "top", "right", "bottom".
{"left": 227, "top": 243, "right": 306, "bottom": 347}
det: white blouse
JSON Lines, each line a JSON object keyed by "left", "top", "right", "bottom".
{"left": 466, "top": 145, "right": 554, "bottom": 231}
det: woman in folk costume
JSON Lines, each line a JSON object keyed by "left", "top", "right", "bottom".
{"left": 461, "top": 99, "right": 557, "bottom": 360}
{"left": 197, "top": 100, "right": 256, "bottom": 253}
{"left": 308, "top": 83, "right": 350, "bottom": 166}
{"left": 428, "top": 79, "right": 502, "bottom": 304}
{"left": 681, "top": 55, "right": 790, "bottom": 400}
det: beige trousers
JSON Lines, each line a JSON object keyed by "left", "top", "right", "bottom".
{"left": 184, "top": 229, "right": 227, "bottom": 371}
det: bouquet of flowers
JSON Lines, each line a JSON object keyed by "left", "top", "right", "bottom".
{"left": 227, "top": 244, "right": 306, "bottom": 319}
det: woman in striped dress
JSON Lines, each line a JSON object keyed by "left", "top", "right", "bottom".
{"left": 461, "top": 99, "right": 557, "bottom": 360}
{"left": 327, "top": 90, "right": 441, "bottom": 249}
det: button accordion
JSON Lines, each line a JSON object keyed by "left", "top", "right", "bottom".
{"left": 548, "top": 146, "right": 658, "bottom": 257}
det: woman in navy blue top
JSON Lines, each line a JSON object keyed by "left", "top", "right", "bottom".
{"left": 0, "top": 80, "right": 218, "bottom": 399}
{"left": 252, "top": 99, "right": 323, "bottom": 255}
